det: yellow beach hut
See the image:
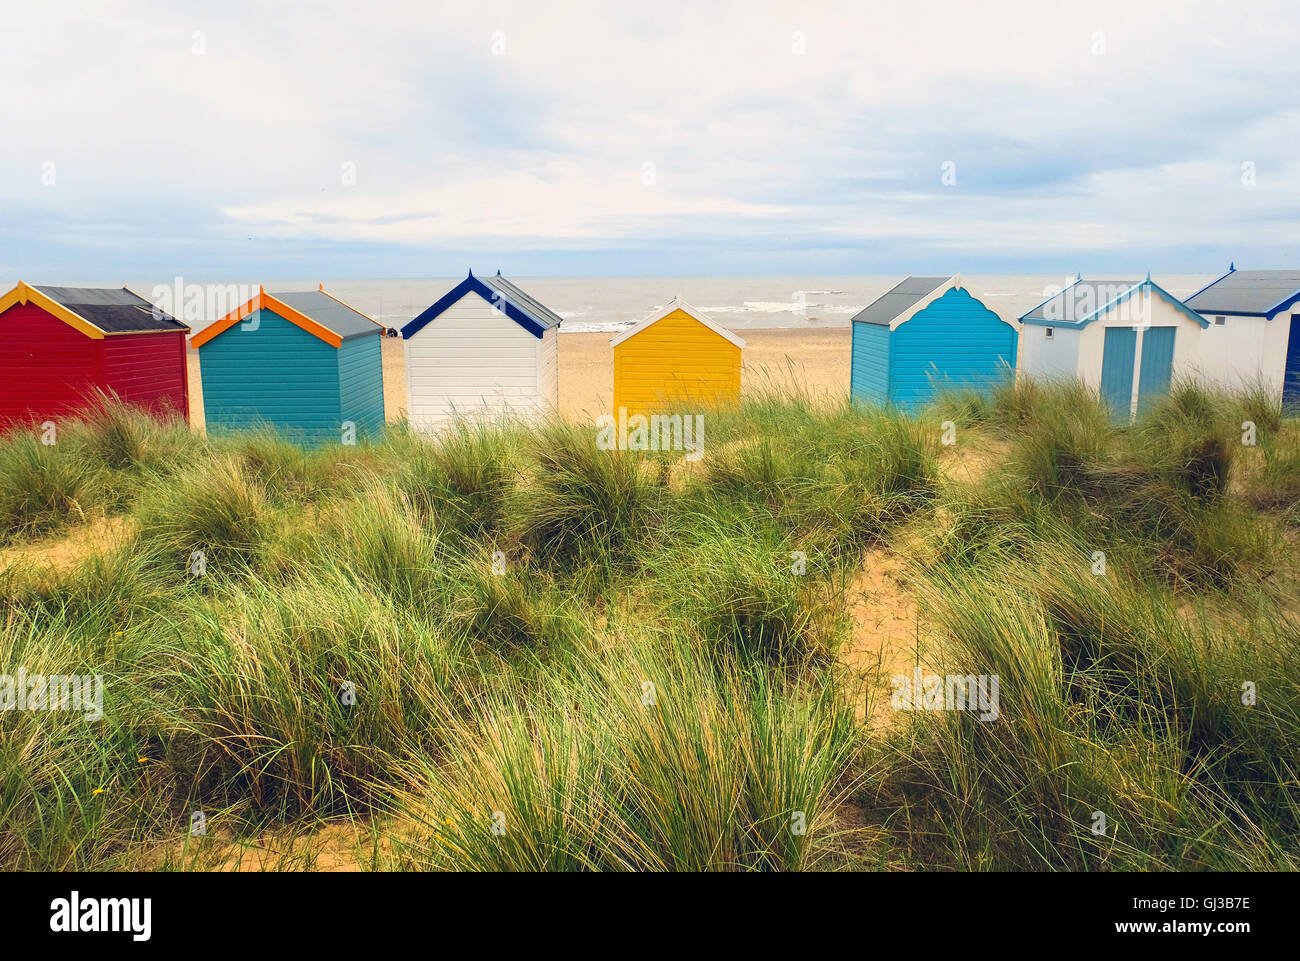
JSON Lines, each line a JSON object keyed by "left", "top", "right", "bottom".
{"left": 610, "top": 297, "right": 745, "bottom": 418}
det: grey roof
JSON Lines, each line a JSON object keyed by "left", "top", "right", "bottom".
{"left": 32, "top": 285, "right": 187, "bottom": 334}
{"left": 481, "top": 273, "right": 563, "bottom": 330}
{"left": 1184, "top": 269, "right": 1300, "bottom": 316}
{"left": 1020, "top": 279, "right": 1142, "bottom": 324}
{"left": 272, "top": 290, "right": 382, "bottom": 341}
{"left": 851, "top": 276, "right": 950, "bottom": 326}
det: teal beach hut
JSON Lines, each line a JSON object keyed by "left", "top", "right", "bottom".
{"left": 850, "top": 275, "right": 1020, "bottom": 408}
{"left": 191, "top": 286, "right": 386, "bottom": 444}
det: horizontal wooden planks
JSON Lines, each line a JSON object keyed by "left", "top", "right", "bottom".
{"left": 337, "top": 332, "right": 385, "bottom": 438}
{"left": 613, "top": 309, "right": 741, "bottom": 416}
{"left": 0, "top": 302, "right": 188, "bottom": 428}
{"left": 850, "top": 321, "right": 890, "bottom": 404}
{"left": 404, "top": 293, "right": 549, "bottom": 430}
{"left": 198, "top": 308, "right": 343, "bottom": 440}
{"left": 889, "top": 289, "right": 1017, "bottom": 408}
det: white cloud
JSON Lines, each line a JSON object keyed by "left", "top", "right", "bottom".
{"left": 2, "top": 0, "right": 1299, "bottom": 273}
{"left": 223, "top": 160, "right": 795, "bottom": 242}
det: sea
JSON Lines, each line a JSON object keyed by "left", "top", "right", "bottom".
{"left": 129, "top": 275, "right": 1224, "bottom": 336}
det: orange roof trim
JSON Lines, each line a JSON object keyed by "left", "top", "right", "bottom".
{"left": 190, "top": 288, "right": 344, "bottom": 349}
{"left": 317, "top": 283, "right": 386, "bottom": 330}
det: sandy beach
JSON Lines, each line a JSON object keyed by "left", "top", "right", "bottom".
{"left": 185, "top": 327, "right": 851, "bottom": 429}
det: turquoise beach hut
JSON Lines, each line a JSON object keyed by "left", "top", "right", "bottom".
{"left": 850, "top": 275, "right": 1019, "bottom": 409}
{"left": 191, "top": 286, "right": 385, "bottom": 444}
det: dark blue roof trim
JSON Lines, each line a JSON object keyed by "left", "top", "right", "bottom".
{"left": 1184, "top": 267, "right": 1233, "bottom": 305}
{"left": 401, "top": 272, "right": 553, "bottom": 340}
{"left": 1263, "top": 290, "right": 1300, "bottom": 319}
{"left": 1193, "top": 304, "right": 1300, "bottom": 318}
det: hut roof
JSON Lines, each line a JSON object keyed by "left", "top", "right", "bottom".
{"left": 1020, "top": 277, "right": 1208, "bottom": 329}
{"left": 850, "top": 276, "right": 1019, "bottom": 331}
{"left": 851, "top": 277, "right": 952, "bottom": 327}
{"left": 1185, "top": 268, "right": 1300, "bottom": 318}
{"left": 0, "top": 281, "right": 188, "bottom": 338}
{"left": 274, "top": 290, "right": 384, "bottom": 340}
{"left": 402, "top": 271, "right": 562, "bottom": 340}
{"left": 191, "top": 286, "right": 380, "bottom": 349}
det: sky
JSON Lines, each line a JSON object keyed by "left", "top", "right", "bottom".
{"left": 2, "top": 0, "right": 1298, "bottom": 280}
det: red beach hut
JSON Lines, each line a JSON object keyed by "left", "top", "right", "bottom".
{"left": 0, "top": 281, "right": 191, "bottom": 430}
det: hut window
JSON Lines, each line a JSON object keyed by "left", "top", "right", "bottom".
{"left": 1045, "top": 327, "right": 1054, "bottom": 339}
{"left": 1214, "top": 315, "right": 1227, "bottom": 326}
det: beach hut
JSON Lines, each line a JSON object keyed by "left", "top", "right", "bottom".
{"left": 0, "top": 281, "right": 189, "bottom": 430}
{"left": 190, "top": 285, "right": 385, "bottom": 444}
{"left": 1019, "top": 276, "right": 1208, "bottom": 418}
{"left": 400, "top": 271, "right": 561, "bottom": 432}
{"left": 611, "top": 297, "right": 744, "bottom": 418}
{"left": 849, "top": 276, "right": 1019, "bottom": 409}
{"left": 1184, "top": 265, "right": 1300, "bottom": 406}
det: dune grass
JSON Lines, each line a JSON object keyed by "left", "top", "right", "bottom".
{"left": 0, "top": 384, "right": 1297, "bottom": 871}
{"left": 0, "top": 433, "right": 100, "bottom": 542}
{"left": 868, "top": 538, "right": 1299, "bottom": 870}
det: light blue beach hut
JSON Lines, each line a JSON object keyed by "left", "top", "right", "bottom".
{"left": 850, "top": 276, "right": 1019, "bottom": 409}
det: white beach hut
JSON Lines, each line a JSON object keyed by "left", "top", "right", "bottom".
{"left": 1184, "top": 265, "right": 1300, "bottom": 406}
{"left": 400, "top": 271, "right": 561, "bottom": 432}
{"left": 1018, "top": 276, "right": 1209, "bottom": 419}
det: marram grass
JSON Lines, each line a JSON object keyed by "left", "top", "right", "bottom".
{"left": 0, "top": 387, "right": 1297, "bottom": 871}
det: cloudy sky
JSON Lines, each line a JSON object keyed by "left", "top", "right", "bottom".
{"left": 3, "top": 0, "right": 1298, "bottom": 280}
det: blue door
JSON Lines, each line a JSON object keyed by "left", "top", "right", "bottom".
{"left": 1099, "top": 327, "right": 1137, "bottom": 419}
{"left": 1136, "top": 327, "right": 1176, "bottom": 412}
{"left": 1284, "top": 315, "right": 1300, "bottom": 408}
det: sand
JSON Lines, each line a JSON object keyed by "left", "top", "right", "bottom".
{"left": 184, "top": 327, "right": 851, "bottom": 429}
